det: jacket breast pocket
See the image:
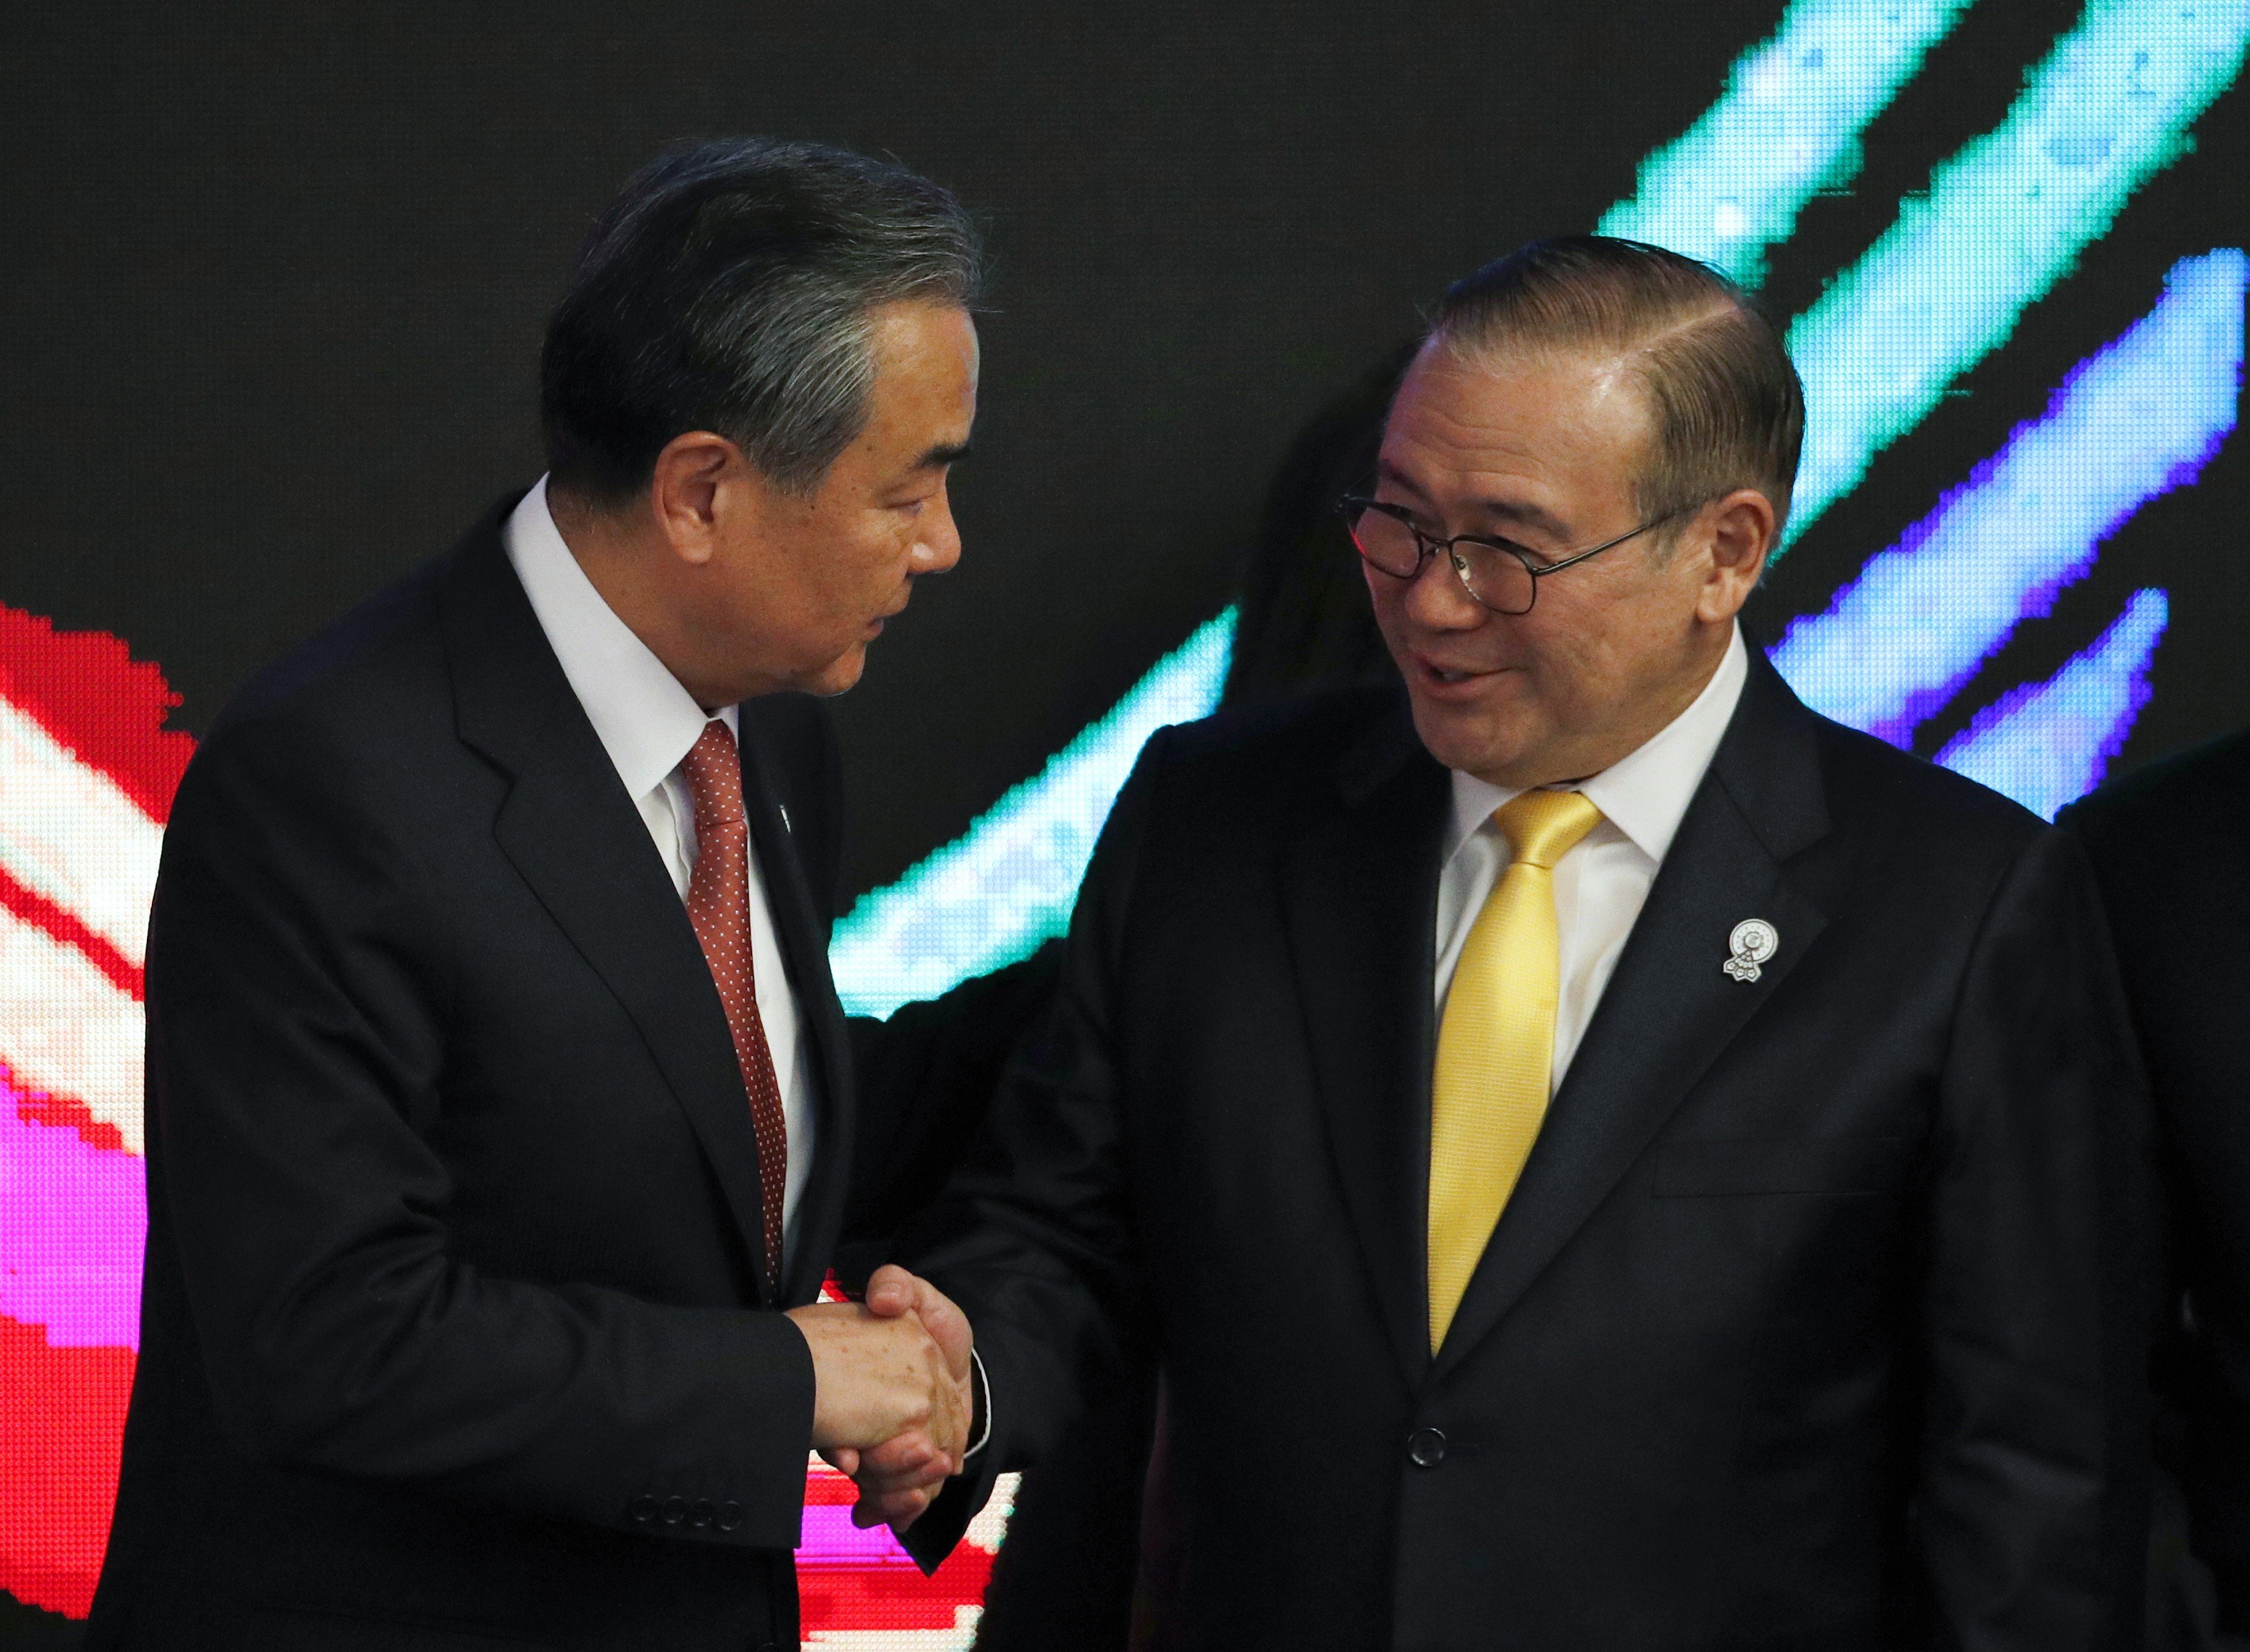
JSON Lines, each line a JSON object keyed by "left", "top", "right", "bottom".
{"left": 1651, "top": 1135, "right": 1911, "bottom": 1198}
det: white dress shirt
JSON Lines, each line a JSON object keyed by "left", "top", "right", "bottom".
{"left": 1435, "top": 625, "right": 1749, "bottom": 1092}
{"left": 504, "top": 477, "right": 819, "bottom": 1247}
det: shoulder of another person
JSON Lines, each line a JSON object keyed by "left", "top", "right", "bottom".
{"left": 1093, "top": 686, "right": 1432, "bottom": 903}
{"left": 2061, "top": 726, "right": 2250, "bottom": 851}
{"left": 1155, "top": 683, "right": 1414, "bottom": 794}
{"left": 2060, "top": 734, "right": 2250, "bottom": 963}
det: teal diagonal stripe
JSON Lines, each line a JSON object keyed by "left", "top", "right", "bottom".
{"left": 829, "top": 612, "right": 1235, "bottom": 1017}
{"left": 1782, "top": 0, "right": 2250, "bottom": 548}
{"left": 1601, "top": 0, "right": 1976, "bottom": 286}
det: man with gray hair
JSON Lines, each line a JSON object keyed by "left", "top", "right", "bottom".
{"left": 87, "top": 138, "right": 983, "bottom": 1652}
{"left": 897, "top": 237, "right": 2154, "bottom": 1649}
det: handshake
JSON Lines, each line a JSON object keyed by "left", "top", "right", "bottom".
{"left": 785, "top": 1264, "right": 977, "bottom": 1534}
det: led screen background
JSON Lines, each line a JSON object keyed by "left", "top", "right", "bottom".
{"left": 2, "top": 1, "right": 2247, "bottom": 1644}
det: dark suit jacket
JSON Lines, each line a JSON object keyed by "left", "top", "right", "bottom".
{"left": 841, "top": 941, "right": 1062, "bottom": 1288}
{"left": 88, "top": 503, "right": 858, "bottom": 1652}
{"left": 902, "top": 653, "right": 2153, "bottom": 1651}
{"left": 2065, "top": 732, "right": 2250, "bottom": 1637}
{"left": 854, "top": 953, "right": 1165, "bottom": 1652}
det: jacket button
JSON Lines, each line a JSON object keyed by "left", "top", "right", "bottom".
{"left": 716, "top": 1501, "right": 743, "bottom": 1532}
{"left": 690, "top": 1498, "right": 715, "bottom": 1527}
{"left": 661, "top": 1495, "right": 687, "bottom": 1525}
{"left": 1407, "top": 1427, "right": 1447, "bottom": 1468}
{"left": 628, "top": 1495, "right": 658, "bottom": 1523}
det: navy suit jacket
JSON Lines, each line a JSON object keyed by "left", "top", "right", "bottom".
{"left": 91, "top": 502, "right": 856, "bottom": 1652}
{"left": 905, "top": 655, "right": 2154, "bottom": 1651}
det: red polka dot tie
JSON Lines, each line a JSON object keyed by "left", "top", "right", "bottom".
{"left": 679, "top": 720, "right": 789, "bottom": 1293}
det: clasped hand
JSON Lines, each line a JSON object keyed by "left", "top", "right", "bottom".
{"left": 785, "top": 1264, "right": 974, "bottom": 1533}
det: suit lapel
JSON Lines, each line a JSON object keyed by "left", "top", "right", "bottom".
{"left": 439, "top": 518, "right": 780, "bottom": 1301}
{"left": 736, "top": 702, "right": 854, "bottom": 1307}
{"left": 1279, "top": 704, "right": 1450, "bottom": 1393}
{"left": 1432, "top": 652, "right": 1833, "bottom": 1378}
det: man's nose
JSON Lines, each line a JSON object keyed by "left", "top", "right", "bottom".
{"left": 914, "top": 493, "right": 964, "bottom": 575}
{"left": 1401, "top": 546, "right": 1486, "bottom": 629}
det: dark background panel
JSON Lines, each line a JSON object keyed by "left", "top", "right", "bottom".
{"left": 0, "top": 1, "right": 2241, "bottom": 906}
{"left": 6, "top": 0, "right": 2250, "bottom": 1640}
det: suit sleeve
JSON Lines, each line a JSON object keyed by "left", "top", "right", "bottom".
{"left": 1917, "top": 826, "right": 2156, "bottom": 1651}
{"left": 838, "top": 941, "right": 1064, "bottom": 1283}
{"left": 146, "top": 708, "right": 816, "bottom": 1548}
{"left": 888, "top": 734, "right": 1169, "bottom": 1571}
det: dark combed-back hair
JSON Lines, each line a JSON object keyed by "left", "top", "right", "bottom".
{"left": 1429, "top": 236, "right": 1805, "bottom": 537}
{"left": 541, "top": 137, "right": 982, "bottom": 500}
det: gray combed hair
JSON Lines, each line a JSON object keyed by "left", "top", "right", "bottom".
{"left": 1429, "top": 236, "right": 1805, "bottom": 540}
{"left": 541, "top": 137, "right": 982, "bottom": 498}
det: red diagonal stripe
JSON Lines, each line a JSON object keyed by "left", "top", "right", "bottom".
{"left": 0, "top": 1315, "right": 134, "bottom": 1619}
{"left": 0, "top": 607, "right": 191, "bottom": 823}
{"left": 0, "top": 865, "right": 142, "bottom": 1001}
{"left": 8, "top": 1080, "right": 128, "bottom": 1158}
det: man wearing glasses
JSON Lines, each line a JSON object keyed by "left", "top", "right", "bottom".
{"left": 873, "top": 237, "right": 2152, "bottom": 1649}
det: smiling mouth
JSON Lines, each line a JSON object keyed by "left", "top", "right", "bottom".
{"left": 1414, "top": 655, "right": 1505, "bottom": 688}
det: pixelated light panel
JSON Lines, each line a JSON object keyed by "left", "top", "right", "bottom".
{"left": 4, "top": 0, "right": 2247, "bottom": 1644}
{"left": 831, "top": 0, "right": 2250, "bottom": 1014}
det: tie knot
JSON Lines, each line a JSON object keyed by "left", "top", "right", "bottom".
{"left": 1493, "top": 788, "right": 1603, "bottom": 870}
{"left": 679, "top": 720, "right": 744, "bottom": 825}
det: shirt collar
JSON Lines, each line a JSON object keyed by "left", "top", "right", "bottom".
{"left": 503, "top": 476, "right": 737, "bottom": 802}
{"left": 1445, "top": 623, "right": 1749, "bottom": 866}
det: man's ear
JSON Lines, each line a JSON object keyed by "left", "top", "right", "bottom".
{"left": 649, "top": 431, "right": 745, "bottom": 568}
{"left": 1696, "top": 487, "right": 1775, "bottom": 622}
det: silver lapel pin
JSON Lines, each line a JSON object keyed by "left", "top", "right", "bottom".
{"left": 1723, "top": 919, "right": 1778, "bottom": 983}
{"left": 778, "top": 804, "right": 792, "bottom": 833}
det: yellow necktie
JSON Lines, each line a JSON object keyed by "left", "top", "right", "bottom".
{"left": 1427, "top": 788, "right": 1605, "bottom": 1352}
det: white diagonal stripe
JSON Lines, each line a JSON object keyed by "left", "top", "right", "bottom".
{"left": 806, "top": 1616, "right": 984, "bottom": 1649}
{"left": 0, "top": 692, "right": 162, "bottom": 968}
{"left": 962, "top": 1472, "right": 1018, "bottom": 1555}
{"left": 0, "top": 902, "right": 144, "bottom": 1154}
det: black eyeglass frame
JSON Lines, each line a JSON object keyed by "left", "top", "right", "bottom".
{"left": 1339, "top": 494, "right": 1693, "bottom": 616}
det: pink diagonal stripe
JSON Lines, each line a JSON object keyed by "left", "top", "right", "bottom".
{"left": 0, "top": 1069, "right": 144, "bottom": 1350}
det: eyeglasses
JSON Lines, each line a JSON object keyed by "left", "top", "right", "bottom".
{"left": 1339, "top": 495, "right": 1687, "bottom": 616}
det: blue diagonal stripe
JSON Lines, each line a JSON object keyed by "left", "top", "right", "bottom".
{"left": 1934, "top": 587, "right": 2169, "bottom": 817}
{"left": 1771, "top": 249, "right": 2244, "bottom": 743}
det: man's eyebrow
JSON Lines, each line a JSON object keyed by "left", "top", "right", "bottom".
{"left": 1470, "top": 497, "right": 1571, "bottom": 541}
{"left": 915, "top": 441, "right": 971, "bottom": 470}
{"left": 1373, "top": 458, "right": 1428, "bottom": 500}
{"left": 1373, "top": 459, "right": 1570, "bottom": 539}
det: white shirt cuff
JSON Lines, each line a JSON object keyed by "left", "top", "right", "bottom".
{"left": 962, "top": 1348, "right": 992, "bottom": 1461}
